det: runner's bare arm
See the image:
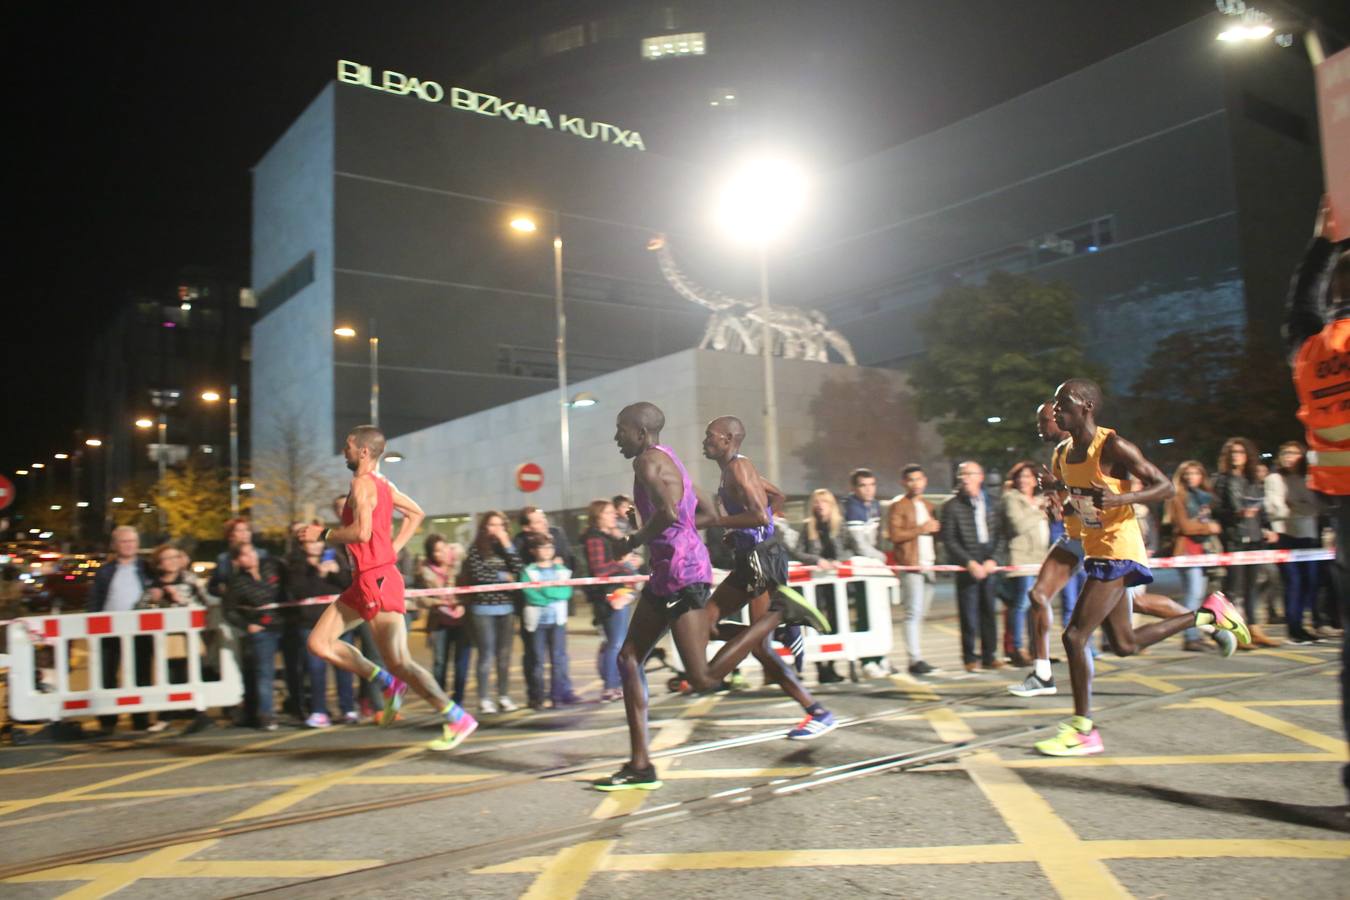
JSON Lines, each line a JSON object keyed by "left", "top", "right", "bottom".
{"left": 389, "top": 485, "right": 425, "bottom": 556}
{"left": 760, "top": 476, "right": 787, "bottom": 513}
{"left": 625, "top": 451, "right": 682, "bottom": 551}
{"left": 693, "top": 484, "right": 720, "bottom": 529}
{"left": 1100, "top": 435, "right": 1173, "bottom": 508}
{"left": 714, "top": 457, "right": 770, "bottom": 530}
{"left": 295, "top": 477, "right": 374, "bottom": 544}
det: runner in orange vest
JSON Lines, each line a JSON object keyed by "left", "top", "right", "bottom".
{"left": 1282, "top": 195, "right": 1348, "bottom": 800}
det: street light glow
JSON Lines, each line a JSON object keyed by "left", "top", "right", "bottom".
{"left": 334, "top": 326, "right": 357, "bottom": 338}
{"left": 1217, "top": 24, "right": 1274, "bottom": 41}
{"left": 240, "top": 482, "right": 256, "bottom": 491}
{"left": 716, "top": 157, "right": 809, "bottom": 244}
{"left": 509, "top": 216, "right": 538, "bottom": 234}
{"left": 384, "top": 452, "right": 404, "bottom": 462}
{"left": 31, "top": 463, "right": 45, "bottom": 469}
{"left": 568, "top": 391, "right": 598, "bottom": 408}
{"left": 15, "top": 469, "right": 28, "bottom": 475}
{"left": 135, "top": 418, "right": 154, "bottom": 429}
{"left": 85, "top": 438, "right": 103, "bottom": 447}
{"left": 76, "top": 501, "right": 90, "bottom": 508}
{"left": 54, "top": 453, "right": 69, "bottom": 460}
{"left": 986, "top": 416, "right": 1003, "bottom": 424}
{"left": 201, "top": 390, "right": 221, "bottom": 402}
{"left": 111, "top": 496, "right": 125, "bottom": 503}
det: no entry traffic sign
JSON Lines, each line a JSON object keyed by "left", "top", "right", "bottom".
{"left": 515, "top": 462, "right": 544, "bottom": 493}
{"left": 0, "top": 474, "right": 14, "bottom": 511}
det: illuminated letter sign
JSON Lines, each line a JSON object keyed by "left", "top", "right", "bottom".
{"left": 338, "top": 60, "right": 644, "bottom": 151}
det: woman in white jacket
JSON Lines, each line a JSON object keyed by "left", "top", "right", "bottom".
{"left": 1264, "top": 442, "right": 1323, "bottom": 644}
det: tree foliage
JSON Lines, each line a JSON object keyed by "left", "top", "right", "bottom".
{"left": 250, "top": 411, "right": 339, "bottom": 537}
{"left": 910, "top": 272, "right": 1104, "bottom": 472}
{"left": 1123, "top": 327, "right": 1301, "bottom": 470}
{"left": 151, "top": 459, "right": 235, "bottom": 546}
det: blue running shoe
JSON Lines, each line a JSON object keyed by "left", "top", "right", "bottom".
{"left": 787, "top": 708, "right": 837, "bottom": 741}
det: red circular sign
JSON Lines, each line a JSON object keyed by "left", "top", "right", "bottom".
{"left": 0, "top": 475, "right": 13, "bottom": 511}
{"left": 515, "top": 462, "right": 544, "bottom": 493}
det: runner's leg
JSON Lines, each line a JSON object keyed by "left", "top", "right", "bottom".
{"left": 617, "top": 594, "right": 674, "bottom": 770}
{"left": 371, "top": 611, "right": 451, "bottom": 710}
{"left": 1099, "top": 591, "right": 1194, "bottom": 657}
{"left": 307, "top": 601, "right": 377, "bottom": 681}
{"left": 1062, "top": 578, "right": 1126, "bottom": 718}
{"left": 1030, "top": 546, "right": 1076, "bottom": 662}
{"left": 673, "top": 581, "right": 780, "bottom": 691}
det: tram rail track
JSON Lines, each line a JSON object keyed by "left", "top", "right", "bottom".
{"left": 0, "top": 652, "right": 1335, "bottom": 883}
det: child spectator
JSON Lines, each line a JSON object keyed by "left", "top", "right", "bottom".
{"left": 520, "top": 532, "right": 579, "bottom": 709}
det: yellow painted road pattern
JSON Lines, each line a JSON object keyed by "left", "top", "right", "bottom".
{"left": 1, "top": 634, "right": 1345, "bottom": 898}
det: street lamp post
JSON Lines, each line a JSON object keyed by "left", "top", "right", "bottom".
{"left": 716, "top": 158, "right": 809, "bottom": 487}
{"left": 510, "top": 210, "right": 572, "bottom": 517}
{"left": 202, "top": 386, "right": 241, "bottom": 515}
{"left": 334, "top": 322, "right": 380, "bottom": 427}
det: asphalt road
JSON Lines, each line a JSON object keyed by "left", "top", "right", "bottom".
{"left": 1, "top": 599, "right": 1346, "bottom": 899}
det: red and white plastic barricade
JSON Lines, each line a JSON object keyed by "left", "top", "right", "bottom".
{"left": 5, "top": 606, "right": 242, "bottom": 722}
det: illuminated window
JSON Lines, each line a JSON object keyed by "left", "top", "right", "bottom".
{"left": 641, "top": 32, "right": 705, "bottom": 60}
{"left": 540, "top": 24, "right": 586, "bottom": 56}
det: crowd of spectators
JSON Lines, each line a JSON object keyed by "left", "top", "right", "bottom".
{"left": 15, "top": 436, "right": 1338, "bottom": 736}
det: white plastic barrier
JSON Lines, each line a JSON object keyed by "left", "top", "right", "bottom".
{"left": 5, "top": 607, "right": 243, "bottom": 722}
{"left": 658, "top": 558, "right": 897, "bottom": 679}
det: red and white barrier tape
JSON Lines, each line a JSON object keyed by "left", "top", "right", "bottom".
{"left": 0, "top": 547, "right": 1337, "bottom": 628}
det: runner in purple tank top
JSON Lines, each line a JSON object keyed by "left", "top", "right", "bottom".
{"left": 596, "top": 402, "right": 826, "bottom": 791}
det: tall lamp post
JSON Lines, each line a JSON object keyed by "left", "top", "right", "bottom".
{"left": 508, "top": 210, "right": 571, "bottom": 517}
{"left": 334, "top": 321, "right": 380, "bottom": 427}
{"left": 201, "top": 386, "right": 240, "bottom": 515}
{"left": 716, "top": 158, "right": 809, "bottom": 486}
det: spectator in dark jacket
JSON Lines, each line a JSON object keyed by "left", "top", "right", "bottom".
{"left": 1213, "top": 437, "right": 1280, "bottom": 648}
{"left": 225, "top": 543, "right": 287, "bottom": 729}
{"left": 940, "top": 461, "right": 1008, "bottom": 671}
{"left": 208, "top": 518, "right": 268, "bottom": 598}
{"left": 462, "top": 511, "right": 525, "bottom": 714}
{"left": 288, "top": 528, "right": 355, "bottom": 727}
{"left": 88, "top": 526, "right": 157, "bottom": 733}
{"left": 581, "top": 499, "right": 641, "bottom": 701}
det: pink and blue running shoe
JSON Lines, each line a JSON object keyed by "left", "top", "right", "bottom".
{"left": 787, "top": 709, "right": 837, "bottom": 741}
{"left": 379, "top": 677, "right": 407, "bottom": 728}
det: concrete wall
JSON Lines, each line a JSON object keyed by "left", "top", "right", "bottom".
{"left": 373, "top": 349, "right": 943, "bottom": 522}
{"left": 251, "top": 85, "right": 340, "bottom": 493}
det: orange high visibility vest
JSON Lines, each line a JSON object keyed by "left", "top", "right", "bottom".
{"left": 1293, "top": 318, "right": 1350, "bottom": 495}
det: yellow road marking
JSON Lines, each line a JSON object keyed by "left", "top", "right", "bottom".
{"left": 4, "top": 838, "right": 382, "bottom": 897}
{"left": 1251, "top": 649, "right": 1323, "bottom": 663}
{"left": 520, "top": 692, "right": 722, "bottom": 899}
{"left": 1004, "top": 752, "right": 1342, "bottom": 768}
{"left": 0, "top": 730, "right": 316, "bottom": 818}
{"left": 1236, "top": 699, "right": 1339, "bottom": 707}
{"left": 224, "top": 744, "right": 423, "bottom": 821}
{"left": 476, "top": 839, "right": 1350, "bottom": 874}
{"left": 1112, "top": 672, "right": 1182, "bottom": 694}
{"left": 925, "top": 708, "right": 1130, "bottom": 898}
{"left": 1176, "top": 699, "right": 1348, "bottom": 754}
{"left": 569, "top": 765, "right": 816, "bottom": 782}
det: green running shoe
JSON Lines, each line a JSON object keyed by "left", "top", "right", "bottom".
{"left": 774, "top": 585, "right": 832, "bottom": 634}
{"left": 1201, "top": 592, "right": 1251, "bottom": 646}
{"left": 1035, "top": 720, "right": 1104, "bottom": 757}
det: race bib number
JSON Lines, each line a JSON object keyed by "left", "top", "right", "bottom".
{"left": 1066, "top": 486, "right": 1105, "bottom": 529}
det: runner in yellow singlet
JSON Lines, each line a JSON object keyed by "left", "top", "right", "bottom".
{"left": 1033, "top": 379, "right": 1251, "bottom": 757}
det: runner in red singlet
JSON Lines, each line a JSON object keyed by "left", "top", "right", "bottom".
{"left": 296, "top": 425, "right": 476, "bottom": 751}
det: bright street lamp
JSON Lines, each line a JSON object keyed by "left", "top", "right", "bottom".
{"left": 201, "top": 386, "right": 241, "bottom": 514}
{"left": 568, "top": 392, "right": 597, "bottom": 408}
{"left": 335, "top": 323, "right": 380, "bottom": 426}
{"left": 53, "top": 453, "right": 69, "bottom": 460}
{"left": 239, "top": 481, "right": 256, "bottom": 492}
{"left": 1217, "top": 23, "right": 1274, "bottom": 42}
{"left": 135, "top": 418, "right": 154, "bottom": 429}
{"left": 715, "top": 156, "right": 809, "bottom": 485}
{"left": 508, "top": 209, "right": 571, "bottom": 515}
{"left": 31, "top": 463, "right": 45, "bottom": 469}
{"left": 85, "top": 438, "right": 102, "bottom": 448}
{"left": 384, "top": 452, "right": 404, "bottom": 463}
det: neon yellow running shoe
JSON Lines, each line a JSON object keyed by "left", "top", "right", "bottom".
{"left": 1035, "top": 720, "right": 1104, "bottom": 757}
{"left": 1200, "top": 592, "right": 1251, "bottom": 646}
{"left": 427, "top": 714, "right": 477, "bottom": 752}
{"left": 775, "top": 585, "right": 832, "bottom": 634}
{"left": 379, "top": 677, "right": 407, "bottom": 728}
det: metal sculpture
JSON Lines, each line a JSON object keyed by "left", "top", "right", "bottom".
{"left": 647, "top": 234, "right": 857, "bottom": 366}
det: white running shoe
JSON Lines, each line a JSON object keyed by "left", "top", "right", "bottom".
{"left": 1008, "top": 672, "right": 1056, "bottom": 698}
{"left": 861, "top": 661, "right": 887, "bottom": 679}
{"left": 479, "top": 698, "right": 498, "bottom": 715}
{"left": 497, "top": 696, "right": 519, "bottom": 712}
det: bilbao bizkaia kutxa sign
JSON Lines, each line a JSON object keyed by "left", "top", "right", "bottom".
{"left": 337, "top": 60, "right": 647, "bottom": 152}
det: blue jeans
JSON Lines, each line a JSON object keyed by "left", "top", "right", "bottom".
{"left": 1278, "top": 536, "right": 1321, "bottom": 637}
{"left": 430, "top": 626, "right": 473, "bottom": 705}
{"left": 1178, "top": 567, "right": 1207, "bottom": 642}
{"left": 527, "top": 623, "right": 574, "bottom": 702}
{"left": 470, "top": 609, "right": 514, "bottom": 701}
{"left": 244, "top": 629, "right": 281, "bottom": 721}
{"left": 598, "top": 603, "right": 632, "bottom": 689}
{"left": 299, "top": 627, "right": 354, "bottom": 717}
{"left": 1009, "top": 575, "right": 1033, "bottom": 651}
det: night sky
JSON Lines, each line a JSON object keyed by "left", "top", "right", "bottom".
{"left": 9, "top": 0, "right": 1348, "bottom": 477}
